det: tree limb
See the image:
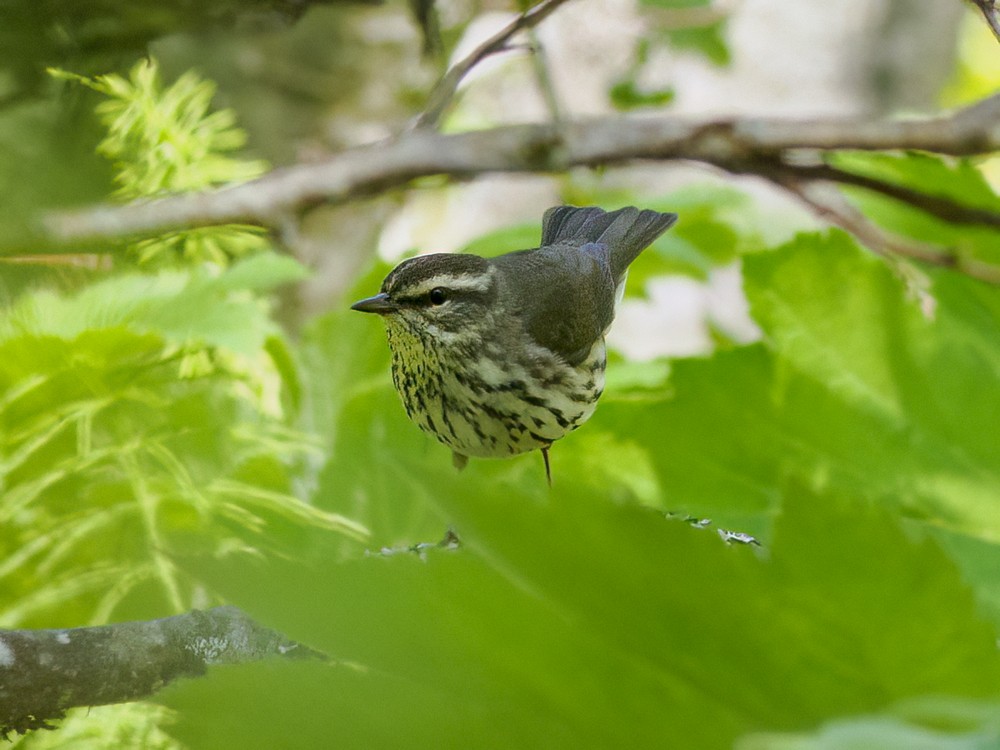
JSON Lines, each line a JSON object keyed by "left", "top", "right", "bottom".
{"left": 39, "top": 93, "right": 1000, "bottom": 250}
{"left": 0, "top": 606, "right": 319, "bottom": 738}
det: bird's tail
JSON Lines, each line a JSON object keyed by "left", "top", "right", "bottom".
{"left": 541, "top": 205, "right": 678, "bottom": 280}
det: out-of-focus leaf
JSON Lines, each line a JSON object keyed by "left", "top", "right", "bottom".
{"left": 828, "top": 151, "right": 1000, "bottom": 267}
{"left": 0, "top": 252, "right": 305, "bottom": 356}
{"left": 609, "top": 79, "right": 676, "bottom": 111}
{"left": 599, "top": 232, "right": 1000, "bottom": 541}
{"left": 830, "top": 152, "right": 1000, "bottom": 212}
{"left": 738, "top": 696, "right": 1000, "bottom": 750}
{"left": 0, "top": 255, "right": 346, "bottom": 628}
{"left": 164, "top": 481, "right": 1000, "bottom": 748}
{"left": 662, "top": 20, "right": 731, "bottom": 66}
{"left": 596, "top": 228, "right": 1000, "bottom": 643}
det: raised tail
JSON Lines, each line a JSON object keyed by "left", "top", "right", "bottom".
{"left": 540, "top": 205, "right": 678, "bottom": 280}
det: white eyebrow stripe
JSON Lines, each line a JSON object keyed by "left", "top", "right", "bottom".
{"left": 407, "top": 270, "right": 495, "bottom": 296}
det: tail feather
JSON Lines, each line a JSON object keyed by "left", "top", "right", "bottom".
{"left": 540, "top": 206, "right": 677, "bottom": 279}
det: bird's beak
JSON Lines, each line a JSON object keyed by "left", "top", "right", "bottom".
{"left": 350, "top": 293, "right": 398, "bottom": 315}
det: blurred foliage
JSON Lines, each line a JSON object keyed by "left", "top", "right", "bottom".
{"left": 161, "top": 226, "right": 1000, "bottom": 749}
{"left": 8, "top": 703, "right": 176, "bottom": 750}
{"left": 0, "top": 0, "right": 352, "bottom": 105}
{"left": 661, "top": 19, "right": 730, "bottom": 66}
{"left": 53, "top": 59, "right": 270, "bottom": 267}
{"left": 828, "top": 151, "right": 1000, "bottom": 268}
{"left": 615, "top": 0, "right": 731, "bottom": 112}
{"left": 0, "top": 252, "right": 365, "bottom": 630}
{"left": 54, "top": 60, "right": 268, "bottom": 200}
{"left": 940, "top": 9, "right": 1000, "bottom": 107}
{"left": 610, "top": 38, "right": 677, "bottom": 111}
{"left": 2, "top": 3, "right": 1000, "bottom": 750}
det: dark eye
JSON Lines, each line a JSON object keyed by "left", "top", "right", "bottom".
{"left": 428, "top": 287, "right": 448, "bottom": 305}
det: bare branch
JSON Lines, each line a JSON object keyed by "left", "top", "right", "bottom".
{"left": 413, "top": 0, "right": 572, "bottom": 130}
{"left": 0, "top": 606, "right": 319, "bottom": 738}
{"left": 728, "top": 160, "right": 1000, "bottom": 229}
{"left": 39, "top": 93, "right": 1000, "bottom": 249}
{"left": 968, "top": 0, "right": 1000, "bottom": 43}
{"left": 775, "top": 176, "right": 1000, "bottom": 285}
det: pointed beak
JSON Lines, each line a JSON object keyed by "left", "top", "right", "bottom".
{"left": 350, "top": 292, "right": 398, "bottom": 315}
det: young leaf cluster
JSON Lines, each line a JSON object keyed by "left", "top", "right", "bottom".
{"left": 52, "top": 59, "right": 270, "bottom": 266}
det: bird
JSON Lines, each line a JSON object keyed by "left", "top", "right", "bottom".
{"left": 351, "top": 205, "right": 678, "bottom": 483}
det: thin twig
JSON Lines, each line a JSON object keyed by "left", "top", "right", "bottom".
{"left": 969, "top": 0, "right": 1000, "bottom": 43}
{"left": 776, "top": 175, "right": 1000, "bottom": 285}
{"left": 724, "top": 159, "right": 1000, "bottom": 229}
{"left": 527, "top": 29, "right": 563, "bottom": 123}
{"left": 413, "top": 0, "right": 572, "bottom": 130}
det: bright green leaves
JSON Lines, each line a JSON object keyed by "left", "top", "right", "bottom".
{"left": 600, "top": 232, "right": 1000, "bottom": 548}
{"left": 53, "top": 59, "right": 267, "bottom": 199}
{"left": 0, "top": 252, "right": 306, "bottom": 355}
{"left": 748, "top": 232, "right": 911, "bottom": 403}
{"left": 163, "top": 480, "right": 1000, "bottom": 748}
{"left": 50, "top": 59, "right": 270, "bottom": 266}
{"left": 161, "top": 228, "right": 1000, "bottom": 746}
{"left": 829, "top": 151, "right": 1000, "bottom": 270}
{"left": 742, "top": 696, "right": 1000, "bottom": 750}
{"left": 0, "top": 255, "right": 365, "bottom": 628}
{"left": 743, "top": 233, "right": 1000, "bottom": 537}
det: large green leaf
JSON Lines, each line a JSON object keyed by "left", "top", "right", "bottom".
{"left": 596, "top": 232, "right": 1000, "bottom": 542}
{"left": 163, "top": 481, "right": 1000, "bottom": 748}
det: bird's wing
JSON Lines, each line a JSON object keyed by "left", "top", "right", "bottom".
{"left": 494, "top": 243, "right": 616, "bottom": 367}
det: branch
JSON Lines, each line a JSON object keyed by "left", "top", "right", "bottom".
{"left": 725, "top": 158, "right": 1000, "bottom": 229}
{"left": 0, "top": 606, "right": 319, "bottom": 738}
{"left": 777, "top": 176, "right": 1000, "bottom": 284}
{"left": 969, "top": 0, "right": 1000, "bottom": 43}
{"left": 39, "top": 93, "right": 1000, "bottom": 249}
{"left": 413, "top": 0, "right": 572, "bottom": 130}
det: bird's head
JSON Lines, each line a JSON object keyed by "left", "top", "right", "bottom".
{"left": 351, "top": 253, "right": 498, "bottom": 346}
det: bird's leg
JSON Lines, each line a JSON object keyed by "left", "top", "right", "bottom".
{"left": 541, "top": 446, "right": 552, "bottom": 486}
{"left": 452, "top": 452, "right": 469, "bottom": 471}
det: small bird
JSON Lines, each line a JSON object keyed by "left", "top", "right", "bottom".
{"left": 351, "top": 205, "right": 678, "bottom": 483}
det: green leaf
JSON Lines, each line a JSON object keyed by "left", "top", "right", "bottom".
{"left": 609, "top": 79, "right": 676, "bottom": 111}
{"left": 830, "top": 152, "right": 1000, "bottom": 213}
{"left": 0, "top": 257, "right": 348, "bottom": 627}
{"left": 662, "top": 21, "right": 731, "bottom": 66}
{"left": 601, "top": 232, "right": 1000, "bottom": 541}
{"left": 164, "top": 482, "right": 1000, "bottom": 748}
{"left": 0, "top": 253, "right": 305, "bottom": 355}
{"left": 828, "top": 151, "right": 1000, "bottom": 267}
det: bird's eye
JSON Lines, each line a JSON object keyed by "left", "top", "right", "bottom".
{"left": 428, "top": 287, "right": 448, "bottom": 305}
